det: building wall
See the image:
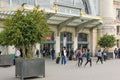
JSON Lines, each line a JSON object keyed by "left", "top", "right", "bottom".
{"left": 48, "top": 25, "right": 96, "bottom": 56}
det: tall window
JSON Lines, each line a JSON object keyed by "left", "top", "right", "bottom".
{"left": 82, "top": 0, "right": 89, "bottom": 14}
{"left": 116, "top": 9, "right": 120, "bottom": 20}
{"left": 117, "top": 26, "right": 120, "bottom": 35}
{"left": 78, "top": 33, "right": 88, "bottom": 42}
{"left": 117, "top": 40, "right": 119, "bottom": 48}
{"left": 60, "top": 32, "right": 72, "bottom": 41}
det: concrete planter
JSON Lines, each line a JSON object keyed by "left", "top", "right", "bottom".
{"left": 107, "top": 52, "right": 113, "bottom": 59}
{"left": 15, "top": 58, "right": 45, "bottom": 80}
{"left": 0, "top": 55, "right": 13, "bottom": 66}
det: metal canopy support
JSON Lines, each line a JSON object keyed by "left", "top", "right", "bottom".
{"left": 90, "top": 23, "right": 102, "bottom": 30}
{"left": 76, "top": 19, "right": 98, "bottom": 33}
{"left": 57, "top": 16, "right": 78, "bottom": 36}
{"left": 47, "top": 13, "right": 55, "bottom": 19}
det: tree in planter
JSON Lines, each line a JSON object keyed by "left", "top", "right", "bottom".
{"left": 0, "top": 6, "right": 51, "bottom": 58}
{"left": 98, "top": 34, "right": 116, "bottom": 59}
{"left": 98, "top": 34, "right": 116, "bottom": 49}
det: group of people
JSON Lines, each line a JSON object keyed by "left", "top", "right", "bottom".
{"left": 57, "top": 47, "right": 111, "bottom": 67}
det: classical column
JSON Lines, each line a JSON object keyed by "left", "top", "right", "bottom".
{"left": 74, "top": 34, "right": 78, "bottom": 51}
{"left": 55, "top": 35, "right": 60, "bottom": 57}
{"left": 100, "top": 0, "right": 115, "bottom": 36}
{"left": 90, "top": 29, "right": 97, "bottom": 56}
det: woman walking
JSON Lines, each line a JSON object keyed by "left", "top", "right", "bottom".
{"left": 96, "top": 49, "right": 103, "bottom": 64}
{"left": 78, "top": 48, "right": 83, "bottom": 67}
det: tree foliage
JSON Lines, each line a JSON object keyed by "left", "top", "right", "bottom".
{"left": 0, "top": 6, "right": 51, "bottom": 58}
{"left": 98, "top": 34, "right": 116, "bottom": 48}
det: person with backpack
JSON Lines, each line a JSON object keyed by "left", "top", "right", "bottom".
{"left": 78, "top": 48, "right": 83, "bottom": 67}
{"left": 84, "top": 49, "right": 92, "bottom": 67}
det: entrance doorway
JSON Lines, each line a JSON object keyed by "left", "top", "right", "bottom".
{"left": 60, "top": 32, "right": 73, "bottom": 56}
{"left": 41, "top": 43, "right": 54, "bottom": 56}
{"left": 41, "top": 32, "right": 55, "bottom": 57}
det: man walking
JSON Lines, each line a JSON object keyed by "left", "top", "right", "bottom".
{"left": 84, "top": 49, "right": 92, "bottom": 67}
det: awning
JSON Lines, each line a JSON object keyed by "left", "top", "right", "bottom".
{"left": 0, "top": 7, "right": 102, "bottom": 30}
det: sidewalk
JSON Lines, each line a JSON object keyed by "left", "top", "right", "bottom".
{"left": 0, "top": 58, "right": 120, "bottom": 80}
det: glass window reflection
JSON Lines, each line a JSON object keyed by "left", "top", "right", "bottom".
{"left": 78, "top": 33, "right": 88, "bottom": 41}
{"left": 37, "top": 0, "right": 50, "bottom": 9}
{"left": 0, "top": 0, "right": 10, "bottom": 8}
{"left": 60, "top": 32, "right": 72, "bottom": 41}
{"left": 12, "top": 0, "right": 35, "bottom": 8}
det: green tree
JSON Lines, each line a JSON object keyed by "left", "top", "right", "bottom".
{"left": 98, "top": 34, "right": 116, "bottom": 48}
{"left": 0, "top": 6, "right": 51, "bottom": 58}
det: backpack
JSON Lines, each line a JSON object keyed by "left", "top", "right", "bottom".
{"left": 78, "top": 51, "right": 82, "bottom": 58}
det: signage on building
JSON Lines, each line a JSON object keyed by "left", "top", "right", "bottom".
{"left": 46, "top": 36, "right": 51, "bottom": 40}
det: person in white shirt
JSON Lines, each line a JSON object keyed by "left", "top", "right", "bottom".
{"left": 96, "top": 49, "right": 103, "bottom": 64}
{"left": 15, "top": 48, "right": 21, "bottom": 58}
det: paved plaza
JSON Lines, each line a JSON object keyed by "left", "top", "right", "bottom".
{"left": 0, "top": 58, "right": 120, "bottom": 80}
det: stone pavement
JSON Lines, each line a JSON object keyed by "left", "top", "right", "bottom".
{"left": 0, "top": 58, "right": 120, "bottom": 80}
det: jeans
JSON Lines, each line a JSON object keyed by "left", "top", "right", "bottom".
{"left": 61, "top": 56, "right": 66, "bottom": 65}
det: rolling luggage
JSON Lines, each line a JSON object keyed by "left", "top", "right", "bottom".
{"left": 56, "top": 57, "right": 60, "bottom": 64}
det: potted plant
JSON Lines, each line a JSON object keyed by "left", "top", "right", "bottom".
{"left": 0, "top": 6, "right": 51, "bottom": 80}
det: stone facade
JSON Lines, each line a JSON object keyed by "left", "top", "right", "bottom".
{"left": 0, "top": 0, "right": 119, "bottom": 56}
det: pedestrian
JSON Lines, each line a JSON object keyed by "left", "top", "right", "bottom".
{"left": 14, "top": 48, "right": 21, "bottom": 65}
{"left": 96, "top": 49, "right": 103, "bottom": 64}
{"left": 51, "top": 48, "right": 55, "bottom": 60}
{"left": 69, "top": 48, "right": 74, "bottom": 60}
{"left": 0, "top": 51, "right": 1, "bottom": 55}
{"left": 42, "top": 49, "right": 45, "bottom": 57}
{"left": 114, "top": 48, "right": 118, "bottom": 59}
{"left": 102, "top": 48, "right": 107, "bottom": 61}
{"left": 118, "top": 48, "right": 120, "bottom": 59}
{"left": 84, "top": 49, "right": 92, "bottom": 67}
{"left": 15, "top": 48, "right": 21, "bottom": 58}
{"left": 78, "top": 48, "right": 83, "bottom": 67}
{"left": 36, "top": 49, "right": 39, "bottom": 58}
{"left": 75, "top": 48, "right": 79, "bottom": 60}
{"left": 61, "top": 47, "right": 67, "bottom": 65}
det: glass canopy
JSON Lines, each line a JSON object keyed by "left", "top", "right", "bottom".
{"left": 0, "top": 0, "right": 89, "bottom": 15}
{"left": 0, "top": 0, "right": 102, "bottom": 30}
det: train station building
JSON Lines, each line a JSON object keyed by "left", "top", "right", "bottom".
{"left": 0, "top": 0, "right": 119, "bottom": 56}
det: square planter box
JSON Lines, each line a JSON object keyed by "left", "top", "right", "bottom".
{"left": 0, "top": 55, "right": 13, "bottom": 66}
{"left": 15, "top": 58, "right": 45, "bottom": 80}
{"left": 107, "top": 52, "right": 113, "bottom": 59}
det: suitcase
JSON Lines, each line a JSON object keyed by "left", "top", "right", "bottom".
{"left": 56, "top": 57, "right": 60, "bottom": 64}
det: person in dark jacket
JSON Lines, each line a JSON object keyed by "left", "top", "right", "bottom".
{"left": 84, "top": 49, "right": 92, "bottom": 67}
